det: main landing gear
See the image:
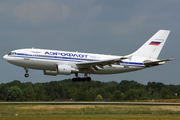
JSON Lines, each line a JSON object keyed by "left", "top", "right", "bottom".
{"left": 72, "top": 77, "right": 91, "bottom": 82}
{"left": 72, "top": 73, "right": 91, "bottom": 82}
{"left": 24, "top": 68, "right": 29, "bottom": 78}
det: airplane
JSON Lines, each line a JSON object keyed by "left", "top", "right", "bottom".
{"left": 3, "top": 30, "right": 174, "bottom": 82}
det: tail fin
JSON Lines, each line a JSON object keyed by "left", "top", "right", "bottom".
{"left": 131, "top": 30, "right": 170, "bottom": 59}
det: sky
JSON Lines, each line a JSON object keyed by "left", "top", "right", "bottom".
{"left": 0, "top": 0, "right": 179, "bottom": 85}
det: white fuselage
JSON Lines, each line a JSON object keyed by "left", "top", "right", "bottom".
{"left": 3, "top": 30, "right": 172, "bottom": 80}
{"left": 3, "top": 48, "right": 145, "bottom": 75}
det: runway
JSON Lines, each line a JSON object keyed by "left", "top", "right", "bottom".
{"left": 0, "top": 102, "right": 180, "bottom": 106}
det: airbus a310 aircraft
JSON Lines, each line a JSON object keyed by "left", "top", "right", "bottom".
{"left": 3, "top": 30, "right": 174, "bottom": 82}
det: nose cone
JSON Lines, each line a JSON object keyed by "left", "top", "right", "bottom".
{"left": 3, "top": 55, "right": 9, "bottom": 61}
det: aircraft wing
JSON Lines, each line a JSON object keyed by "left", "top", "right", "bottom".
{"left": 143, "top": 58, "right": 175, "bottom": 67}
{"left": 75, "top": 56, "right": 131, "bottom": 70}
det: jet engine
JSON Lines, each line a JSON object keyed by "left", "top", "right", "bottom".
{"left": 44, "top": 65, "right": 79, "bottom": 76}
{"left": 43, "top": 70, "right": 57, "bottom": 76}
{"left": 57, "top": 64, "right": 79, "bottom": 75}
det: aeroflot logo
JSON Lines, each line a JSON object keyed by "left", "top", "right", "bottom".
{"left": 45, "top": 51, "right": 88, "bottom": 58}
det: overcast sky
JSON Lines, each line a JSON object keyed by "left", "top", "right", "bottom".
{"left": 1, "top": 0, "right": 179, "bottom": 85}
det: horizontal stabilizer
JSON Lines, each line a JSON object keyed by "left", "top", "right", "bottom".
{"left": 144, "top": 58, "right": 175, "bottom": 67}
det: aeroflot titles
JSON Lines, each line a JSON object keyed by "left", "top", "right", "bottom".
{"left": 45, "top": 51, "right": 88, "bottom": 58}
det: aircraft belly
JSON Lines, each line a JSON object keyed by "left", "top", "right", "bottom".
{"left": 9, "top": 58, "right": 56, "bottom": 70}
{"left": 7, "top": 58, "right": 33, "bottom": 68}
{"left": 29, "top": 60, "right": 56, "bottom": 70}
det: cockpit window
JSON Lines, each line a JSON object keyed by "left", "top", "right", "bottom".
{"left": 8, "top": 52, "right": 17, "bottom": 55}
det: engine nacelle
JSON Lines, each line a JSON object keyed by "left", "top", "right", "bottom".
{"left": 44, "top": 70, "right": 57, "bottom": 76}
{"left": 57, "top": 64, "right": 79, "bottom": 75}
{"left": 44, "top": 65, "right": 79, "bottom": 76}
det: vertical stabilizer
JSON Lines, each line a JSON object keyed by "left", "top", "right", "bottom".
{"left": 131, "top": 30, "right": 170, "bottom": 59}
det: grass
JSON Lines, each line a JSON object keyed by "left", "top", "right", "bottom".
{"left": 0, "top": 105, "right": 180, "bottom": 119}
{"left": 1, "top": 115, "right": 180, "bottom": 120}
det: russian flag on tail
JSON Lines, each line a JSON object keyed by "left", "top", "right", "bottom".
{"left": 149, "top": 41, "right": 161, "bottom": 46}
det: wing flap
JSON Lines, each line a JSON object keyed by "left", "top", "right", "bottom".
{"left": 76, "top": 56, "right": 131, "bottom": 70}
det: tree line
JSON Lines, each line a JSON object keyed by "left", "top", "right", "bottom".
{"left": 0, "top": 79, "right": 180, "bottom": 101}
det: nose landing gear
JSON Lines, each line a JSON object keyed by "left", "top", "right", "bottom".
{"left": 25, "top": 73, "right": 29, "bottom": 78}
{"left": 24, "top": 68, "right": 29, "bottom": 78}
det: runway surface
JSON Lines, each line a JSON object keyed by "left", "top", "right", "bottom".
{"left": 0, "top": 102, "right": 180, "bottom": 106}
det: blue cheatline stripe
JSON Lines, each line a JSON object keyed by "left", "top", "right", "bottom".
{"left": 120, "top": 62, "right": 144, "bottom": 67}
{"left": 10, "top": 54, "right": 145, "bottom": 67}
{"left": 121, "top": 62, "right": 143, "bottom": 65}
{"left": 11, "top": 55, "right": 90, "bottom": 63}
{"left": 16, "top": 53, "right": 97, "bottom": 61}
{"left": 11, "top": 54, "right": 98, "bottom": 63}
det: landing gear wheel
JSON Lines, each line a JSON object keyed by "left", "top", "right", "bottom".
{"left": 24, "top": 68, "right": 29, "bottom": 78}
{"left": 81, "top": 78, "right": 86, "bottom": 82}
{"left": 77, "top": 77, "right": 82, "bottom": 82}
{"left": 87, "top": 77, "right": 91, "bottom": 82}
{"left": 25, "top": 73, "right": 29, "bottom": 78}
{"left": 72, "top": 73, "right": 91, "bottom": 82}
{"left": 72, "top": 78, "right": 76, "bottom": 82}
